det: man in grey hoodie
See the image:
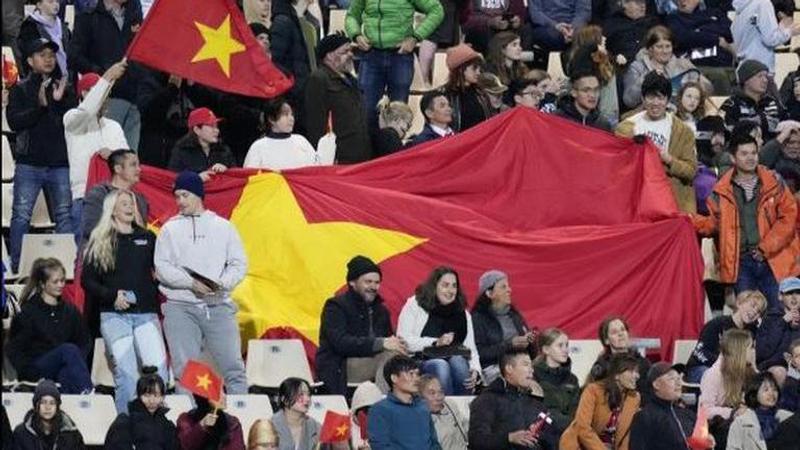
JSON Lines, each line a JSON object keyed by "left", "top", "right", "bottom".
{"left": 154, "top": 171, "right": 248, "bottom": 395}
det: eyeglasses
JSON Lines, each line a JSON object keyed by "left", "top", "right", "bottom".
{"left": 519, "top": 90, "right": 538, "bottom": 97}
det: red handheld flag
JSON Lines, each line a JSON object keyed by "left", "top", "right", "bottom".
{"left": 3, "top": 56, "right": 18, "bottom": 87}
{"left": 319, "top": 411, "right": 351, "bottom": 443}
{"left": 126, "top": 0, "right": 292, "bottom": 98}
{"left": 686, "top": 406, "right": 714, "bottom": 450}
{"left": 179, "top": 360, "right": 223, "bottom": 403}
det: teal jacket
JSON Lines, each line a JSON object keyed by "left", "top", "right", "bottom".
{"left": 345, "top": 0, "right": 444, "bottom": 49}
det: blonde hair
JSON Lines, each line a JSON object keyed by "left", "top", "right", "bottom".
{"left": 83, "top": 190, "right": 137, "bottom": 273}
{"left": 720, "top": 328, "right": 754, "bottom": 408}
{"left": 247, "top": 419, "right": 279, "bottom": 450}
{"left": 734, "top": 290, "right": 767, "bottom": 316}
{"left": 244, "top": 0, "right": 271, "bottom": 28}
{"left": 378, "top": 100, "right": 413, "bottom": 128}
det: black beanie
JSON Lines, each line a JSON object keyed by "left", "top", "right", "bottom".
{"left": 33, "top": 379, "right": 61, "bottom": 407}
{"left": 346, "top": 255, "right": 381, "bottom": 282}
{"left": 317, "top": 33, "right": 351, "bottom": 62}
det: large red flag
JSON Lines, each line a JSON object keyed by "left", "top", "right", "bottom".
{"left": 126, "top": 0, "right": 292, "bottom": 98}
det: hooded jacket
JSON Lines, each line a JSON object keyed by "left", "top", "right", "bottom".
{"left": 756, "top": 310, "right": 800, "bottom": 370}
{"left": 344, "top": 0, "right": 444, "bottom": 49}
{"left": 104, "top": 399, "right": 179, "bottom": 450}
{"left": 559, "top": 382, "right": 640, "bottom": 450}
{"left": 622, "top": 48, "right": 713, "bottom": 109}
{"left": 12, "top": 409, "right": 85, "bottom": 450}
{"left": 731, "top": 0, "right": 791, "bottom": 73}
{"left": 167, "top": 134, "right": 236, "bottom": 174}
{"left": 153, "top": 210, "right": 248, "bottom": 306}
{"left": 533, "top": 357, "right": 580, "bottom": 433}
{"left": 555, "top": 95, "right": 612, "bottom": 131}
{"left": 628, "top": 396, "right": 695, "bottom": 450}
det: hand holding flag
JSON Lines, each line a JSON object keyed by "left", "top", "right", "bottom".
{"left": 320, "top": 411, "right": 351, "bottom": 444}
{"left": 179, "top": 360, "right": 223, "bottom": 403}
{"left": 686, "top": 406, "right": 714, "bottom": 450}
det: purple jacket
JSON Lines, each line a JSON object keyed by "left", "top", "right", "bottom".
{"left": 694, "top": 164, "right": 717, "bottom": 215}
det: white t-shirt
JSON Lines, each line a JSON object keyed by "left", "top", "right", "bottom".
{"left": 631, "top": 111, "right": 673, "bottom": 152}
{"left": 243, "top": 134, "right": 324, "bottom": 171}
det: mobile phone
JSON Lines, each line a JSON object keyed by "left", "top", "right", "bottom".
{"left": 123, "top": 290, "right": 137, "bottom": 304}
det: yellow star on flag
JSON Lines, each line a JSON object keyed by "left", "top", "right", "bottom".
{"left": 196, "top": 373, "right": 212, "bottom": 391}
{"left": 335, "top": 423, "right": 348, "bottom": 437}
{"left": 229, "top": 173, "right": 427, "bottom": 343}
{"left": 191, "top": 14, "right": 245, "bottom": 77}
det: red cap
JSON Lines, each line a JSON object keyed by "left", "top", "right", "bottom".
{"left": 77, "top": 72, "right": 101, "bottom": 95}
{"left": 187, "top": 107, "right": 222, "bottom": 128}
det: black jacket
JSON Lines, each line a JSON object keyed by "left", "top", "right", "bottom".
{"left": 7, "top": 72, "right": 76, "bottom": 167}
{"left": 470, "top": 301, "right": 535, "bottom": 368}
{"left": 168, "top": 133, "right": 237, "bottom": 173}
{"left": 720, "top": 91, "right": 785, "bottom": 140}
{"left": 104, "top": 399, "right": 179, "bottom": 450}
{"left": 6, "top": 294, "right": 90, "bottom": 381}
{"left": 17, "top": 15, "right": 72, "bottom": 79}
{"left": 135, "top": 69, "right": 195, "bottom": 167}
{"left": 445, "top": 87, "right": 492, "bottom": 132}
{"left": 315, "top": 289, "right": 393, "bottom": 395}
{"left": 468, "top": 378, "right": 557, "bottom": 450}
{"left": 2, "top": 405, "right": 12, "bottom": 450}
{"left": 554, "top": 96, "right": 612, "bottom": 131}
{"left": 665, "top": 9, "right": 734, "bottom": 68}
{"left": 629, "top": 396, "right": 695, "bottom": 450}
{"left": 69, "top": 0, "right": 142, "bottom": 102}
{"left": 770, "top": 412, "right": 800, "bottom": 450}
{"left": 604, "top": 12, "right": 660, "bottom": 69}
{"left": 81, "top": 226, "right": 159, "bottom": 315}
{"left": 756, "top": 311, "right": 800, "bottom": 371}
{"left": 270, "top": 0, "right": 313, "bottom": 103}
{"left": 686, "top": 315, "right": 756, "bottom": 370}
{"left": 532, "top": 358, "right": 580, "bottom": 434}
{"left": 372, "top": 127, "right": 406, "bottom": 156}
{"left": 12, "top": 410, "right": 85, "bottom": 450}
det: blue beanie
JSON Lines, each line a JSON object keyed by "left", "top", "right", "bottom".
{"left": 173, "top": 171, "right": 205, "bottom": 199}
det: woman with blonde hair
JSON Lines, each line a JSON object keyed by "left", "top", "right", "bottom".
{"left": 699, "top": 328, "right": 757, "bottom": 420}
{"left": 373, "top": 100, "right": 413, "bottom": 156}
{"left": 533, "top": 328, "right": 580, "bottom": 435}
{"left": 248, "top": 419, "right": 279, "bottom": 450}
{"left": 244, "top": 0, "right": 271, "bottom": 27}
{"left": 486, "top": 32, "right": 528, "bottom": 86}
{"left": 81, "top": 189, "right": 168, "bottom": 414}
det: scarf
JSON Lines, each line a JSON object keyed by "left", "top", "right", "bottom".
{"left": 31, "top": 11, "right": 66, "bottom": 78}
{"left": 755, "top": 407, "right": 779, "bottom": 441}
{"left": 421, "top": 301, "right": 468, "bottom": 345}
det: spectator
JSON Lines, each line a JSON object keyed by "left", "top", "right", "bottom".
{"left": 779, "top": 338, "right": 800, "bottom": 411}
{"left": 720, "top": 60, "right": 785, "bottom": 140}
{"left": 462, "top": 0, "right": 526, "bottom": 54}
{"left": 304, "top": 33, "right": 372, "bottom": 164}
{"left": 6, "top": 258, "right": 93, "bottom": 394}
{"left": 604, "top": 0, "right": 659, "bottom": 71}
{"left": 622, "top": 25, "right": 712, "bottom": 110}
{"left": 372, "top": 100, "right": 413, "bottom": 157}
{"left": 731, "top": 0, "right": 798, "bottom": 78}
{"left": 397, "top": 266, "right": 481, "bottom": 395}
{"left": 617, "top": 71, "right": 698, "bottom": 213}
{"left": 418, "top": 0, "right": 469, "bottom": 85}
{"left": 249, "top": 22, "right": 271, "bottom": 57}
{"left": 586, "top": 316, "right": 652, "bottom": 393}
{"left": 247, "top": 419, "right": 280, "bottom": 450}
{"left": 418, "top": 374, "right": 469, "bottom": 450}
{"left": 168, "top": 107, "right": 236, "bottom": 180}
{"left": 699, "top": 328, "right": 756, "bottom": 421}
{"left": 560, "top": 353, "right": 641, "bottom": 450}
{"left": 271, "top": 378, "right": 320, "bottom": 450}
{"left": 350, "top": 381, "right": 384, "bottom": 449}
{"left": 666, "top": 0, "right": 735, "bottom": 96}
{"left": 315, "top": 255, "right": 407, "bottom": 396}
{"left": 507, "top": 77, "right": 544, "bottom": 110}
{"left": 177, "top": 395, "right": 246, "bottom": 450}
{"left": 12, "top": 380, "right": 85, "bottom": 450}
{"left": 555, "top": 52, "right": 613, "bottom": 131}
{"left": 470, "top": 270, "right": 537, "bottom": 385}
{"left": 533, "top": 328, "right": 580, "bottom": 435}
{"left": 760, "top": 122, "right": 800, "bottom": 180}
{"left": 104, "top": 367, "right": 179, "bottom": 450}
{"left": 367, "top": 355, "right": 441, "bottom": 450}
{"left": 525, "top": 69, "right": 560, "bottom": 113}
{"left": 727, "top": 372, "right": 787, "bottom": 448}
{"left": 477, "top": 73, "right": 510, "bottom": 114}
{"left": 244, "top": 99, "right": 321, "bottom": 170}
{"left": 527, "top": 0, "right": 591, "bottom": 52}
{"left": 154, "top": 171, "right": 249, "bottom": 395}
{"left": 69, "top": 0, "right": 144, "bottom": 150}
{"left": 756, "top": 277, "right": 800, "bottom": 385}
{"left": 7, "top": 37, "right": 76, "bottom": 273}
{"left": 675, "top": 80, "right": 707, "bottom": 133}
{"left": 686, "top": 290, "right": 766, "bottom": 383}
{"left": 244, "top": 0, "right": 271, "bottom": 28}
{"left": 444, "top": 44, "right": 492, "bottom": 132}
{"left": 409, "top": 90, "right": 455, "bottom": 147}
{"left": 693, "top": 131, "right": 800, "bottom": 313}
{"left": 134, "top": 69, "right": 193, "bottom": 168}
{"left": 17, "top": 0, "right": 71, "bottom": 79}
{"left": 629, "top": 362, "right": 697, "bottom": 450}
{"left": 63, "top": 61, "right": 129, "bottom": 237}
{"left": 486, "top": 32, "right": 528, "bottom": 86}
{"left": 468, "top": 349, "right": 558, "bottom": 450}
{"left": 771, "top": 413, "right": 800, "bottom": 449}
{"left": 345, "top": 0, "right": 444, "bottom": 128}
{"left": 81, "top": 189, "right": 168, "bottom": 413}
{"left": 565, "top": 27, "right": 619, "bottom": 125}
{"left": 696, "top": 115, "right": 731, "bottom": 178}
{"left": 781, "top": 73, "right": 800, "bottom": 122}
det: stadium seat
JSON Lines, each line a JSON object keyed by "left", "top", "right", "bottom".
{"left": 707, "top": 96, "right": 728, "bottom": 113}
{"left": 569, "top": 339, "right": 604, "bottom": 386}
{"left": 410, "top": 55, "right": 429, "bottom": 93}
{"left": 60, "top": 394, "right": 117, "bottom": 446}
{"left": 3, "top": 284, "right": 24, "bottom": 302}
{"left": 547, "top": 52, "right": 565, "bottom": 80}
{"left": 65, "top": 5, "right": 75, "bottom": 31}
{"left": 407, "top": 94, "right": 425, "bottom": 138}
{"left": 1, "top": 183, "right": 11, "bottom": 228}
{"left": 672, "top": 339, "right": 698, "bottom": 365}
{"left": 445, "top": 395, "right": 474, "bottom": 422}
{"left": 2, "top": 135, "right": 14, "bottom": 181}
{"left": 91, "top": 338, "right": 116, "bottom": 389}
{"left": 17, "top": 233, "right": 77, "bottom": 280}
{"left": 2, "top": 46, "right": 14, "bottom": 65}
{"left": 2, "top": 392, "right": 33, "bottom": 429}
{"left": 328, "top": 9, "right": 346, "bottom": 36}
{"left": 163, "top": 394, "right": 194, "bottom": 424}
{"left": 775, "top": 52, "right": 799, "bottom": 88}
{"left": 307, "top": 395, "right": 349, "bottom": 425}
{"left": 226, "top": 394, "right": 273, "bottom": 433}
{"left": 246, "top": 339, "right": 317, "bottom": 389}
{"left": 432, "top": 52, "right": 449, "bottom": 88}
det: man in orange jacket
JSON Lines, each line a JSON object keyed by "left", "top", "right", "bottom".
{"left": 693, "top": 130, "right": 800, "bottom": 313}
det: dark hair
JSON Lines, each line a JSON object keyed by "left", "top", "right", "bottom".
{"left": 727, "top": 129, "right": 759, "bottom": 155}
{"left": 598, "top": 315, "right": 630, "bottom": 349}
{"left": 420, "top": 89, "right": 448, "bottom": 122}
{"left": 744, "top": 372, "right": 780, "bottom": 408}
{"left": 641, "top": 71, "right": 672, "bottom": 99}
{"left": 773, "top": 0, "right": 794, "bottom": 18}
{"left": 643, "top": 25, "right": 673, "bottom": 49}
{"left": 20, "top": 258, "right": 66, "bottom": 304}
{"left": 190, "top": 395, "right": 230, "bottom": 446}
{"left": 107, "top": 149, "right": 136, "bottom": 174}
{"left": 601, "top": 353, "right": 640, "bottom": 409}
{"left": 414, "top": 266, "right": 467, "bottom": 312}
{"left": 499, "top": 348, "right": 531, "bottom": 377}
{"left": 264, "top": 98, "right": 291, "bottom": 128}
{"left": 382, "top": 355, "right": 419, "bottom": 390}
{"left": 507, "top": 78, "right": 538, "bottom": 101}
{"left": 445, "top": 59, "right": 482, "bottom": 92}
{"left": 486, "top": 31, "right": 527, "bottom": 84}
{"left": 278, "top": 377, "right": 311, "bottom": 410}
{"left": 136, "top": 366, "right": 166, "bottom": 398}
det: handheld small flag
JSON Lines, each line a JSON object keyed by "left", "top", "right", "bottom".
{"left": 319, "top": 411, "right": 351, "bottom": 443}
{"left": 686, "top": 406, "right": 714, "bottom": 450}
{"left": 3, "top": 56, "right": 18, "bottom": 87}
{"left": 179, "top": 360, "right": 222, "bottom": 403}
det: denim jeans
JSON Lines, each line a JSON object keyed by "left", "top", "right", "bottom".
{"left": 10, "top": 164, "right": 72, "bottom": 272}
{"left": 735, "top": 252, "right": 780, "bottom": 313}
{"left": 104, "top": 98, "right": 140, "bottom": 152}
{"left": 100, "top": 312, "right": 169, "bottom": 413}
{"left": 31, "top": 343, "right": 93, "bottom": 394}
{"left": 357, "top": 49, "right": 414, "bottom": 129}
{"left": 686, "top": 364, "right": 710, "bottom": 384}
{"left": 70, "top": 198, "right": 84, "bottom": 245}
{"left": 422, "top": 355, "right": 471, "bottom": 395}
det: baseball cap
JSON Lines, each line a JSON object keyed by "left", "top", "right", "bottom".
{"left": 187, "top": 107, "right": 222, "bottom": 129}
{"left": 23, "top": 38, "right": 59, "bottom": 59}
{"left": 779, "top": 277, "right": 800, "bottom": 294}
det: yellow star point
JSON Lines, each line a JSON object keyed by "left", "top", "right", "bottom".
{"left": 335, "top": 423, "right": 348, "bottom": 437}
{"left": 229, "top": 173, "right": 427, "bottom": 343}
{"left": 191, "top": 15, "right": 245, "bottom": 77}
{"left": 196, "top": 373, "right": 212, "bottom": 391}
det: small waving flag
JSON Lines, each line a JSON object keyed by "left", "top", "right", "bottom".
{"left": 319, "top": 411, "right": 351, "bottom": 444}
{"left": 686, "top": 406, "right": 714, "bottom": 449}
{"left": 179, "top": 360, "right": 222, "bottom": 402}
{"left": 3, "top": 56, "right": 18, "bottom": 87}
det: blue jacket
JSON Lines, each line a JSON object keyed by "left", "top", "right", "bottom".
{"left": 409, "top": 124, "right": 444, "bottom": 147}
{"left": 665, "top": 9, "right": 734, "bottom": 67}
{"left": 756, "top": 311, "right": 800, "bottom": 370}
{"left": 368, "top": 393, "right": 441, "bottom": 450}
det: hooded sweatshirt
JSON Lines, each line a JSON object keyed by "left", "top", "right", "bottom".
{"left": 153, "top": 210, "right": 248, "bottom": 306}
{"left": 731, "top": 0, "right": 791, "bottom": 73}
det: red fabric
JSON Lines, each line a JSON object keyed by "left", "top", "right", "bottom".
{"left": 319, "top": 411, "right": 351, "bottom": 443}
{"left": 179, "top": 360, "right": 223, "bottom": 402}
{"left": 126, "top": 0, "right": 292, "bottom": 99}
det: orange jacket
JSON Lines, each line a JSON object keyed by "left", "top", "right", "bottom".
{"left": 693, "top": 165, "right": 800, "bottom": 284}
{"left": 559, "top": 383, "right": 640, "bottom": 450}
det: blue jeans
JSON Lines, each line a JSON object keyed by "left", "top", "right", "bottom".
{"left": 31, "top": 343, "right": 93, "bottom": 394}
{"left": 100, "top": 312, "right": 169, "bottom": 413}
{"left": 422, "top": 356, "right": 471, "bottom": 395}
{"left": 735, "top": 252, "right": 780, "bottom": 313}
{"left": 70, "top": 198, "right": 83, "bottom": 244}
{"left": 10, "top": 164, "right": 72, "bottom": 272}
{"left": 104, "top": 98, "right": 140, "bottom": 152}
{"left": 686, "top": 364, "right": 710, "bottom": 384}
{"left": 528, "top": 25, "right": 569, "bottom": 52}
{"left": 357, "top": 49, "right": 414, "bottom": 129}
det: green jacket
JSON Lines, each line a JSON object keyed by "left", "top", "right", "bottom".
{"left": 345, "top": 0, "right": 444, "bottom": 49}
{"left": 532, "top": 357, "right": 581, "bottom": 434}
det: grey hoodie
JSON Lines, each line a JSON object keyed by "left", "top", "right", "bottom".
{"left": 731, "top": 0, "right": 791, "bottom": 73}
